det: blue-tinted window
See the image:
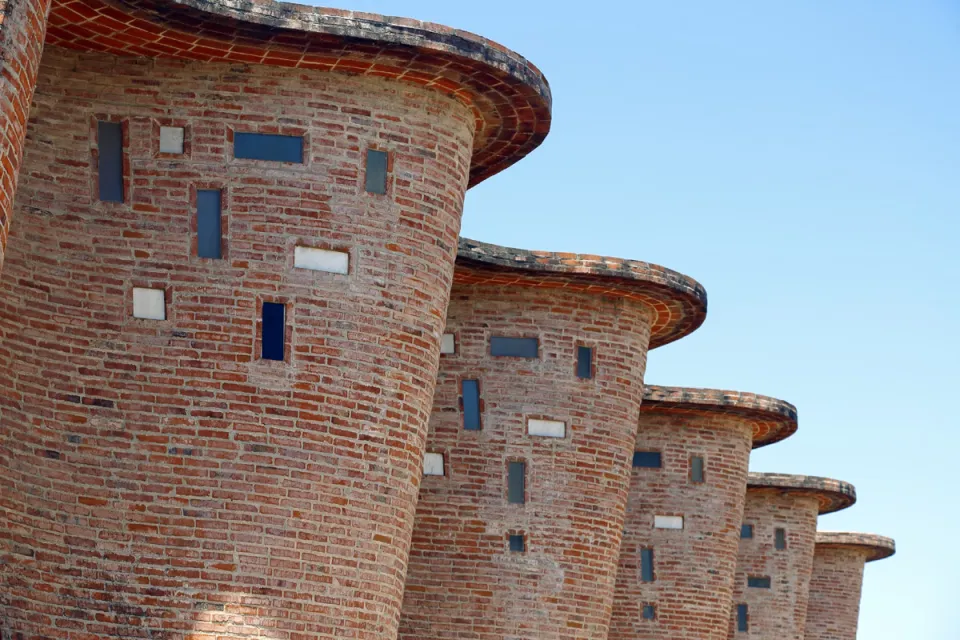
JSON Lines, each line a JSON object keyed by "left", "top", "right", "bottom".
{"left": 262, "top": 302, "right": 285, "bottom": 361}
{"left": 490, "top": 336, "right": 538, "bottom": 358}
{"left": 197, "top": 189, "right": 222, "bottom": 259}
{"left": 642, "top": 604, "right": 656, "bottom": 620}
{"left": 748, "top": 576, "right": 771, "bottom": 589}
{"left": 640, "top": 548, "right": 654, "bottom": 582}
{"left": 98, "top": 121, "right": 123, "bottom": 202}
{"left": 462, "top": 380, "right": 481, "bottom": 431}
{"left": 576, "top": 346, "right": 593, "bottom": 379}
{"left": 509, "top": 534, "right": 525, "bottom": 552}
{"left": 508, "top": 461, "right": 525, "bottom": 504}
{"left": 741, "top": 524, "right": 754, "bottom": 539}
{"left": 775, "top": 528, "right": 787, "bottom": 550}
{"left": 691, "top": 455, "right": 705, "bottom": 483}
{"left": 633, "top": 451, "right": 662, "bottom": 468}
{"left": 365, "top": 149, "right": 388, "bottom": 194}
{"left": 234, "top": 132, "right": 303, "bottom": 163}
{"left": 737, "top": 604, "right": 748, "bottom": 632}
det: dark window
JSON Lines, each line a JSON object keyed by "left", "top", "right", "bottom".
{"left": 98, "top": 121, "right": 123, "bottom": 202}
{"left": 509, "top": 534, "right": 525, "bottom": 552}
{"left": 462, "top": 380, "right": 481, "bottom": 431}
{"left": 508, "top": 461, "right": 526, "bottom": 504}
{"left": 490, "top": 336, "right": 538, "bottom": 358}
{"left": 633, "top": 451, "right": 662, "bottom": 468}
{"left": 576, "top": 346, "right": 593, "bottom": 379}
{"left": 642, "top": 604, "right": 656, "bottom": 620}
{"left": 691, "top": 455, "right": 705, "bottom": 483}
{"left": 737, "top": 604, "right": 748, "bottom": 632}
{"left": 640, "top": 548, "right": 654, "bottom": 582}
{"left": 741, "top": 524, "right": 754, "bottom": 539}
{"left": 196, "top": 189, "right": 222, "bottom": 259}
{"left": 747, "top": 576, "right": 771, "bottom": 589}
{"left": 775, "top": 528, "right": 787, "bottom": 550}
{"left": 262, "top": 302, "right": 285, "bottom": 361}
{"left": 365, "top": 149, "right": 388, "bottom": 194}
{"left": 234, "top": 132, "right": 303, "bottom": 163}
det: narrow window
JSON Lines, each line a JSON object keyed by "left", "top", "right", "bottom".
{"left": 462, "top": 380, "right": 481, "bottom": 431}
{"left": 196, "top": 189, "right": 222, "bottom": 259}
{"left": 365, "top": 149, "right": 388, "bottom": 194}
{"left": 775, "top": 528, "right": 787, "bottom": 550}
{"left": 640, "top": 548, "right": 654, "bottom": 582}
{"left": 576, "top": 346, "right": 593, "bottom": 379}
{"left": 234, "top": 132, "right": 303, "bottom": 163}
{"left": 747, "top": 576, "right": 771, "bottom": 589}
{"left": 690, "top": 455, "right": 705, "bottom": 483}
{"left": 633, "top": 451, "right": 662, "bottom": 468}
{"left": 741, "top": 524, "right": 754, "bottom": 539}
{"left": 508, "top": 461, "right": 526, "bottom": 504}
{"left": 642, "top": 604, "right": 656, "bottom": 620}
{"left": 98, "top": 121, "right": 123, "bottom": 202}
{"left": 490, "top": 336, "right": 538, "bottom": 358}
{"left": 509, "top": 534, "right": 525, "bottom": 552}
{"left": 262, "top": 302, "right": 285, "bottom": 361}
{"left": 737, "top": 604, "right": 748, "bottom": 632}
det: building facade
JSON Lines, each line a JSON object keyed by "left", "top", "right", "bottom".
{"left": 0, "top": 1, "right": 893, "bottom": 639}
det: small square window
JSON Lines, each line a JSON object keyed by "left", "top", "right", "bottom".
{"left": 741, "top": 524, "right": 754, "bottom": 539}
{"left": 509, "top": 534, "right": 525, "bottom": 552}
{"left": 423, "top": 452, "right": 444, "bottom": 476}
{"left": 633, "top": 451, "right": 662, "bottom": 468}
{"left": 132, "top": 287, "right": 165, "bottom": 320}
{"left": 642, "top": 604, "right": 656, "bottom": 620}
{"left": 775, "top": 528, "right": 787, "bottom": 550}
{"left": 159, "top": 126, "right": 184, "bottom": 154}
{"left": 691, "top": 455, "right": 704, "bottom": 483}
{"left": 747, "top": 576, "right": 771, "bottom": 589}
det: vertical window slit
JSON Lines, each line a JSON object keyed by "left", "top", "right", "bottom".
{"left": 196, "top": 189, "right": 222, "bottom": 259}
{"left": 262, "top": 302, "right": 285, "bottom": 361}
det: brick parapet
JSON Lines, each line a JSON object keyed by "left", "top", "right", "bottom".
{"left": 803, "top": 532, "right": 895, "bottom": 640}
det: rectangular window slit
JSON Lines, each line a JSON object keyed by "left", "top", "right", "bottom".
{"left": 642, "top": 604, "right": 656, "bottom": 620}
{"left": 737, "top": 604, "right": 749, "bottom": 632}
{"left": 640, "top": 548, "right": 654, "bottom": 582}
{"left": 741, "top": 524, "right": 754, "bottom": 539}
{"left": 98, "top": 121, "right": 123, "bottom": 202}
{"left": 576, "top": 346, "right": 593, "bottom": 379}
{"left": 691, "top": 455, "right": 705, "bottom": 483}
{"left": 507, "top": 461, "right": 526, "bottom": 504}
{"left": 365, "top": 149, "right": 388, "bottom": 194}
{"left": 462, "top": 380, "right": 481, "bottom": 431}
{"left": 234, "top": 132, "right": 303, "bottom": 163}
{"left": 747, "top": 576, "right": 771, "bottom": 589}
{"left": 196, "top": 189, "right": 222, "bottom": 259}
{"left": 490, "top": 336, "right": 538, "bottom": 358}
{"left": 775, "top": 528, "right": 787, "bottom": 550}
{"left": 261, "top": 302, "right": 285, "bottom": 361}
{"left": 633, "top": 451, "right": 662, "bottom": 468}
{"left": 509, "top": 534, "right": 525, "bottom": 552}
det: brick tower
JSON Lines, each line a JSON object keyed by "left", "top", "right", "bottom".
{"left": 398, "top": 239, "right": 707, "bottom": 640}
{"left": 729, "top": 474, "right": 857, "bottom": 639}
{"left": 609, "top": 386, "right": 797, "bottom": 640}
{"left": 0, "top": 2, "right": 550, "bottom": 638}
{"left": 804, "top": 532, "right": 896, "bottom": 640}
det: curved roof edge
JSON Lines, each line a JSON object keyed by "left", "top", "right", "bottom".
{"left": 641, "top": 385, "right": 797, "bottom": 449}
{"left": 747, "top": 472, "right": 857, "bottom": 515}
{"left": 455, "top": 238, "right": 708, "bottom": 348}
{"left": 815, "top": 531, "right": 896, "bottom": 562}
{"left": 46, "top": 0, "right": 552, "bottom": 186}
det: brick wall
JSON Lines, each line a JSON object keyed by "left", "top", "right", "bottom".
{"left": 0, "top": 0, "right": 50, "bottom": 273}
{"left": 803, "top": 546, "right": 867, "bottom": 640}
{"left": 729, "top": 490, "right": 820, "bottom": 640}
{"left": 0, "top": 44, "right": 474, "bottom": 639}
{"left": 398, "top": 281, "right": 653, "bottom": 640}
{"left": 609, "top": 411, "right": 753, "bottom": 640}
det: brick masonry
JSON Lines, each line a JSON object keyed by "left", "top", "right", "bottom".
{"left": 729, "top": 474, "right": 857, "bottom": 640}
{"left": 804, "top": 532, "right": 896, "bottom": 640}
{"left": 609, "top": 388, "right": 797, "bottom": 640}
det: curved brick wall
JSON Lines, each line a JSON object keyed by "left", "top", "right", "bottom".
{"left": 0, "top": 0, "right": 51, "bottom": 273}
{"left": 0, "top": 34, "right": 487, "bottom": 639}
{"left": 729, "top": 474, "right": 856, "bottom": 640}
{"left": 398, "top": 255, "right": 703, "bottom": 639}
{"left": 609, "top": 388, "right": 797, "bottom": 640}
{"left": 804, "top": 532, "right": 895, "bottom": 640}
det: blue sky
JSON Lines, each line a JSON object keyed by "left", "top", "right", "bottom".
{"left": 332, "top": 1, "right": 958, "bottom": 637}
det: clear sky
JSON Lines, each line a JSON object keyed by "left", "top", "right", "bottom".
{"left": 329, "top": 1, "right": 958, "bottom": 637}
